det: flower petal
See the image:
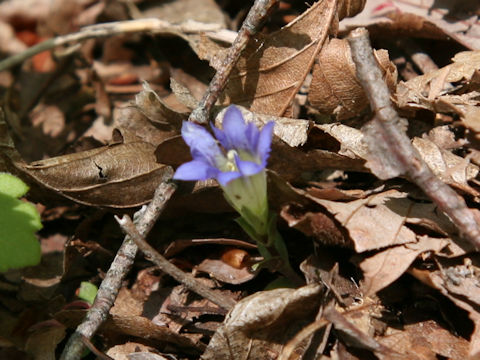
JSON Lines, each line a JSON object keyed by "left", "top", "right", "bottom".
{"left": 222, "top": 106, "right": 250, "bottom": 150}
{"left": 211, "top": 123, "right": 229, "bottom": 149}
{"left": 235, "top": 157, "right": 264, "bottom": 177}
{"left": 181, "top": 121, "right": 224, "bottom": 167}
{"left": 173, "top": 160, "right": 219, "bottom": 181}
{"left": 217, "top": 171, "right": 242, "bottom": 186}
{"left": 257, "top": 121, "right": 274, "bottom": 164}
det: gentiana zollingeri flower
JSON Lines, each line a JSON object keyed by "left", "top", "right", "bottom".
{"left": 173, "top": 105, "right": 301, "bottom": 285}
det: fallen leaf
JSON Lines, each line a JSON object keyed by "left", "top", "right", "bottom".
{"left": 202, "top": 284, "right": 323, "bottom": 360}
{"left": 55, "top": 309, "right": 204, "bottom": 354}
{"left": 107, "top": 342, "right": 162, "bottom": 360}
{"left": 340, "top": 0, "right": 480, "bottom": 50}
{"left": 358, "top": 235, "right": 450, "bottom": 296}
{"left": 410, "top": 255, "right": 480, "bottom": 357}
{"left": 302, "top": 189, "right": 454, "bottom": 252}
{"left": 24, "top": 321, "right": 66, "bottom": 360}
{"left": 379, "top": 320, "right": 470, "bottom": 360}
{"left": 196, "top": 257, "right": 256, "bottom": 285}
{"left": 309, "top": 38, "right": 397, "bottom": 120}
{"left": 220, "top": 0, "right": 343, "bottom": 116}
{"left": 16, "top": 142, "right": 173, "bottom": 208}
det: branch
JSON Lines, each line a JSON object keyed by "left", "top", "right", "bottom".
{"left": 0, "top": 18, "right": 229, "bottom": 72}
{"left": 60, "top": 181, "right": 176, "bottom": 360}
{"left": 347, "top": 27, "right": 480, "bottom": 249}
{"left": 115, "top": 214, "right": 237, "bottom": 310}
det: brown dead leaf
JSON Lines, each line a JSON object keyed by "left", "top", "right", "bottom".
{"left": 135, "top": 82, "right": 188, "bottom": 126}
{"left": 139, "top": 0, "right": 226, "bottom": 28}
{"left": 24, "top": 321, "right": 66, "bottom": 360}
{"left": 196, "top": 257, "right": 256, "bottom": 285}
{"left": 14, "top": 141, "right": 173, "bottom": 208}
{"left": 410, "top": 255, "right": 480, "bottom": 357}
{"left": 412, "top": 137, "right": 479, "bottom": 195}
{"left": 55, "top": 309, "right": 204, "bottom": 354}
{"left": 107, "top": 342, "right": 163, "bottom": 360}
{"left": 309, "top": 38, "right": 397, "bottom": 120}
{"left": 202, "top": 284, "right": 323, "bottom": 360}
{"left": 358, "top": 236, "right": 450, "bottom": 296}
{"left": 396, "top": 51, "right": 480, "bottom": 112}
{"left": 220, "top": 0, "right": 341, "bottom": 116}
{"left": 379, "top": 319, "right": 470, "bottom": 360}
{"left": 302, "top": 189, "right": 454, "bottom": 252}
{"left": 340, "top": 0, "right": 480, "bottom": 50}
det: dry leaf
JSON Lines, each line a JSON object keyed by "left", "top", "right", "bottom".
{"left": 379, "top": 320, "right": 470, "bottom": 360}
{"left": 396, "top": 51, "right": 480, "bottom": 112}
{"left": 16, "top": 142, "right": 173, "bottom": 208}
{"left": 24, "top": 321, "right": 66, "bottom": 360}
{"left": 196, "top": 258, "right": 256, "bottom": 285}
{"left": 107, "top": 342, "right": 164, "bottom": 360}
{"left": 220, "top": 0, "right": 341, "bottom": 116}
{"left": 410, "top": 255, "right": 480, "bottom": 357}
{"left": 358, "top": 236, "right": 450, "bottom": 296}
{"left": 412, "top": 137, "right": 479, "bottom": 195}
{"left": 55, "top": 309, "right": 204, "bottom": 354}
{"left": 300, "top": 189, "right": 455, "bottom": 252}
{"left": 202, "top": 284, "right": 323, "bottom": 360}
{"left": 135, "top": 82, "right": 188, "bottom": 126}
{"left": 139, "top": 0, "right": 226, "bottom": 28}
{"left": 309, "top": 38, "right": 397, "bottom": 120}
{"left": 340, "top": 0, "right": 480, "bottom": 50}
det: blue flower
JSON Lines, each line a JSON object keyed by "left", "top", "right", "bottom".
{"left": 174, "top": 105, "right": 274, "bottom": 235}
{"left": 173, "top": 106, "right": 273, "bottom": 186}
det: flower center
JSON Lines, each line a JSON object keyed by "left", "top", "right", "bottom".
{"left": 226, "top": 150, "right": 238, "bottom": 171}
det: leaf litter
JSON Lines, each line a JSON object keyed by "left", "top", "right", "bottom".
{"left": 1, "top": 0, "right": 480, "bottom": 359}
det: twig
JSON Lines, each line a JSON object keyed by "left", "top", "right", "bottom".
{"left": 60, "top": 181, "right": 176, "bottom": 360}
{"left": 115, "top": 214, "right": 237, "bottom": 310}
{"left": 188, "top": 0, "right": 280, "bottom": 124}
{"left": 347, "top": 28, "right": 480, "bottom": 249}
{"left": 0, "top": 18, "right": 226, "bottom": 72}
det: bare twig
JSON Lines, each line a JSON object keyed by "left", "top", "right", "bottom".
{"left": 188, "top": 0, "right": 280, "bottom": 124}
{"left": 60, "top": 181, "right": 176, "bottom": 360}
{"left": 0, "top": 18, "right": 227, "bottom": 72}
{"left": 347, "top": 27, "right": 480, "bottom": 249}
{"left": 115, "top": 214, "right": 237, "bottom": 310}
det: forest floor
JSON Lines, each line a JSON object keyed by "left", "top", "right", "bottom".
{"left": 1, "top": 0, "right": 480, "bottom": 359}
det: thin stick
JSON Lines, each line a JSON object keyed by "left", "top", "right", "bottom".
{"left": 347, "top": 28, "right": 480, "bottom": 249}
{"left": 188, "top": 0, "right": 279, "bottom": 124}
{"left": 60, "top": 181, "right": 176, "bottom": 360}
{"left": 0, "top": 18, "right": 225, "bottom": 72}
{"left": 115, "top": 214, "right": 237, "bottom": 310}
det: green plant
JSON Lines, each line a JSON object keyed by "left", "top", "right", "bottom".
{"left": 0, "top": 172, "right": 42, "bottom": 272}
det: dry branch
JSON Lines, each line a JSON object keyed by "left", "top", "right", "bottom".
{"left": 347, "top": 27, "right": 480, "bottom": 249}
{"left": 115, "top": 214, "right": 237, "bottom": 310}
{"left": 60, "top": 182, "right": 176, "bottom": 360}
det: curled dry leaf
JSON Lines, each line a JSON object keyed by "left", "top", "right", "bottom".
{"left": 135, "top": 82, "right": 188, "bottom": 126}
{"left": 309, "top": 38, "right": 397, "bottom": 120}
{"left": 396, "top": 51, "right": 480, "bottom": 113}
{"left": 202, "top": 284, "right": 323, "bottom": 360}
{"left": 412, "top": 137, "right": 479, "bottom": 196}
{"left": 16, "top": 142, "right": 173, "bottom": 208}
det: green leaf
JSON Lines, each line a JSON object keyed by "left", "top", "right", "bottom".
{"left": 0, "top": 172, "right": 42, "bottom": 272}
{"left": 78, "top": 282, "right": 98, "bottom": 305}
